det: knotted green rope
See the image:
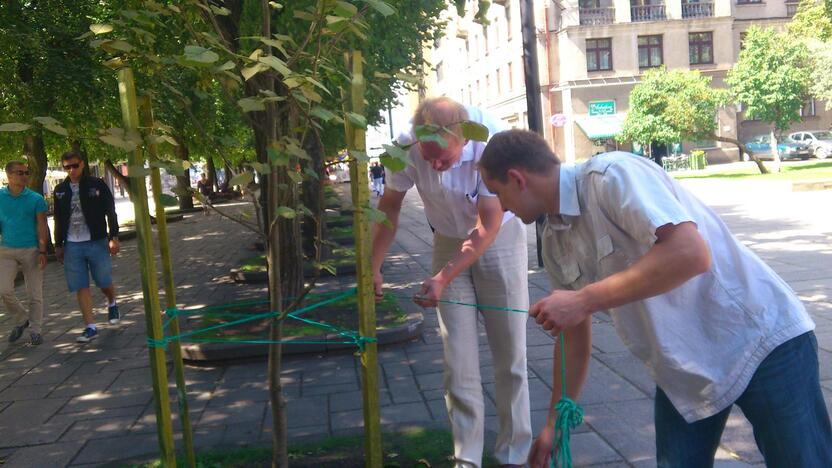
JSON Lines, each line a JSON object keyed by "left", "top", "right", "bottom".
{"left": 552, "top": 332, "right": 584, "bottom": 468}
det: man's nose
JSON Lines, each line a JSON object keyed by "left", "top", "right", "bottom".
{"left": 431, "top": 160, "right": 443, "bottom": 170}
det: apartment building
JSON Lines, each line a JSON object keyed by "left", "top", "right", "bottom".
{"left": 425, "top": 0, "right": 829, "bottom": 163}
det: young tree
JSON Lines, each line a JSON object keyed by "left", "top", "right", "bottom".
{"left": 789, "top": 0, "right": 832, "bottom": 113}
{"left": 727, "top": 26, "right": 810, "bottom": 173}
{"left": 616, "top": 68, "right": 771, "bottom": 172}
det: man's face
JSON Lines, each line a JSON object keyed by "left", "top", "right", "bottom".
{"left": 418, "top": 136, "right": 466, "bottom": 172}
{"left": 481, "top": 168, "right": 540, "bottom": 224}
{"left": 62, "top": 157, "right": 84, "bottom": 179}
{"left": 7, "top": 164, "right": 30, "bottom": 187}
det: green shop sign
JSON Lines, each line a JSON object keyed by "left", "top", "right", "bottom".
{"left": 588, "top": 100, "right": 616, "bottom": 116}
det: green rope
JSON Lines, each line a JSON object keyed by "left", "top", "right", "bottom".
{"left": 551, "top": 332, "right": 584, "bottom": 468}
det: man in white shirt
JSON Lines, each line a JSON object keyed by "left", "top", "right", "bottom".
{"left": 372, "top": 97, "right": 532, "bottom": 467}
{"left": 478, "top": 129, "right": 832, "bottom": 467}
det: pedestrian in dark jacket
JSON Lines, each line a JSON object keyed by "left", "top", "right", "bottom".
{"left": 53, "top": 151, "right": 121, "bottom": 343}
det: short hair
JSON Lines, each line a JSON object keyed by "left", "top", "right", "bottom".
{"left": 479, "top": 129, "right": 560, "bottom": 182}
{"left": 413, "top": 97, "right": 469, "bottom": 142}
{"left": 5, "top": 160, "right": 26, "bottom": 173}
{"left": 61, "top": 150, "right": 83, "bottom": 162}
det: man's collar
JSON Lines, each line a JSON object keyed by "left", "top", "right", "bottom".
{"left": 451, "top": 140, "right": 475, "bottom": 169}
{"left": 546, "top": 164, "right": 580, "bottom": 229}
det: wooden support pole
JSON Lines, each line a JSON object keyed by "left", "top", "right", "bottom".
{"left": 116, "top": 68, "right": 177, "bottom": 467}
{"left": 344, "top": 50, "right": 383, "bottom": 467}
{"left": 138, "top": 96, "right": 197, "bottom": 468}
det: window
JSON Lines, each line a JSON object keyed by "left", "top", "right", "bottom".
{"left": 436, "top": 61, "right": 444, "bottom": 82}
{"left": 468, "top": 84, "right": 473, "bottom": 105}
{"left": 736, "top": 0, "right": 762, "bottom": 4}
{"left": 801, "top": 99, "right": 817, "bottom": 117}
{"left": 496, "top": 67, "right": 502, "bottom": 94}
{"left": 638, "top": 35, "right": 663, "bottom": 68}
{"left": 484, "top": 28, "right": 490, "bottom": 55}
{"left": 486, "top": 74, "right": 491, "bottom": 99}
{"left": 689, "top": 32, "right": 713, "bottom": 65}
{"left": 505, "top": 3, "right": 512, "bottom": 39}
{"left": 586, "top": 38, "right": 613, "bottom": 72}
{"left": 508, "top": 62, "right": 514, "bottom": 90}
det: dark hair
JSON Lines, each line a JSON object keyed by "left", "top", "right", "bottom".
{"left": 61, "top": 150, "right": 83, "bottom": 162}
{"left": 479, "top": 129, "right": 560, "bottom": 182}
{"left": 5, "top": 160, "right": 26, "bottom": 173}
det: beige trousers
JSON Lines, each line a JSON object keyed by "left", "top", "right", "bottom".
{"left": 0, "top": 246, "right": 43, "bottom": 334}
{"left": 432, "top": 216, "right": 532, "bottom": 467}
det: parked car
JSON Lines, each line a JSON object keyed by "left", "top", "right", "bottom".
{"left": 742, "top": 134, "right": 812, "bottom": 161}
{"left": 788, "top": 130, "right": 832, "bottom": 160}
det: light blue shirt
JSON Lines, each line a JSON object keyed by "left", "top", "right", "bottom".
{"left": 0, "top": 187, "right": 47, "bottom": 248}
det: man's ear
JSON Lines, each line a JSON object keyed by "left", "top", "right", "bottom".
{"left": 506, "top": 168, "right": 527, "bottom": 191}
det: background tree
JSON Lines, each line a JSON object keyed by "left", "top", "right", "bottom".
{"left": 727, "top": 26, "right": 810, "bottom": 172}
{"left": 789, "top": 0, "right": 832, "bottom": 113}
{"left": 616, "top": 67, "right": 774, "bottom": 172}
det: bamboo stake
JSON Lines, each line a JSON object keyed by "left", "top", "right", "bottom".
{"left": 116, "top": 68, "right": 177, "bottom": 467}
{"left": 343, "top": 50, "right": 383, "bottom": 468}
{"left": 138, "top": 96, "right": 197, "bottom": 468}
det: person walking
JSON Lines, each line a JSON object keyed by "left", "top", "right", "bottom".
{"left": 369, "top": 161, "right": 385, "bottom": 197}
{"left": 1, "top": 161, "right": 48, "bottom": 346}
{"left": 53, "top": 151, "right": 121, "bottom": 343}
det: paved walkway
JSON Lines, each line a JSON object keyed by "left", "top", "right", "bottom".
{"left": 0, "top": 179, "right": 830, "bottom": 467}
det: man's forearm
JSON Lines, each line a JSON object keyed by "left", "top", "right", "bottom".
{"left": 36, "top": 215, "right": 48, "bottom": 251}
{"left": 434, "top": 221, "right": 500, "bottom": 285}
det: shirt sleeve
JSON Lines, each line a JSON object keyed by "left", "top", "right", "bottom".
{"left": 592, "top": 157, "right": 696, "bottom": 246}
{"left": 35, "top": 194, "right": 47, "bottom": 213}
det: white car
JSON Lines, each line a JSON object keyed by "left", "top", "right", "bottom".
{"left": 788, "top": 130, "right": 832, "bottom": 160}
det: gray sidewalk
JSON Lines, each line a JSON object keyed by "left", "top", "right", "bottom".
{"left": 0, "top": 180, "right": 829, "bottom": 467}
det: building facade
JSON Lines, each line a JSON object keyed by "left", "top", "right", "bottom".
{"left": 424, "top": 0, "right": 829, "bottom": 163}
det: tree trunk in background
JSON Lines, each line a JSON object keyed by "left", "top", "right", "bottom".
{"left": 173, "top": 136, "right": 194, "bottom": 210}
{"left": 104, "top": 159, "right": 132, "bottom": 194}
{"left": 71, "top": 140, "right": 92, "bottom": 178}
{"left": 23, "top": 133, "right": 47, "bottom": 195}
{"left": 206, "top": 156, "right": 218, "bottom": 192}
{"left": 770, "top": 129, "right": 781, "bottom": 174}
{"left": 714, "top": 135, "right": 768, "bottom": 174}
{"left": 301, "top": 130, "right": 325, "bottom": 258}
{"left": 221, "top": 161, "right": 233, "bottom": 192}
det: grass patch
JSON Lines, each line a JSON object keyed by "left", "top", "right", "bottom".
{"left": 674, "top": 160, "right": 832, "bottom": 181}
{"left": 128, "top": 428, "right": 492, "bottom": 467}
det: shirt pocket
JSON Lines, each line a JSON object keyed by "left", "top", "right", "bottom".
{"left": 545, "top": 247, "right": 582, "bottom": 287}
{"left": 596, "top": 234, "right": 630, "bottom": 278}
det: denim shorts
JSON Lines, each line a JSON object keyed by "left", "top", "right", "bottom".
{"left": 64, "top": 239, "right": 113, "bottom": 292}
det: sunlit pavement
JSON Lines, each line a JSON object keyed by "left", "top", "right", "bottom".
{"left": 0, "top": 177, "right": 829, "bottom": 467}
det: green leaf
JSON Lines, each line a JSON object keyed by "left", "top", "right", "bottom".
{"left": 259, "top": 55, "right": 291, "bottom": 76}
{"left": 461, "top": 120, "right": 489, "bottom": 142}
{"left": 382, "top": 143, "right": 408, "bottom": 159}
{"left": 210, "top": 5, "right": 231, "bottom": 15}
{"left": 229, "top": 171, "right": 253, "bottom": 187}
{"left": 333, "top": 1, "right": 358, "bottom": 17}
{"left": 99, "top": 134, "right": 138, "bottom": 151}
{"left": 416, "top": 132, "right": 448, "bottom": 148}
{"left": 364, "top": 206, "right": 390, "bottom": 226}
{"left": 159, "top": 194, "right": 179, "bottom": 207}
{"left": 310, "top": 106, "right": 336, "bottom": 121}
{"left": 380, "top": 153, "right": 407, "bottom": 172}
{"left": 241, "top": 63, "right": 267, "bottom": 81}
{"left": 287, "top": 171, "right": 303, "bottom": 183}
{"left": 42, "top": 124, "right": 68, "bottom": 136}
{"left": 0, "top": 123, "right": 31, "bottom": 132}
{"left": 276, "top": 206, "right": 296, "bottom": 219}
{"left": 106, "top": 40, "right": 134, "bottom": 52}
{"left": 250, "top": 162, "right": 271, "bottom": 174}
{"left": 183, "top": 45, "right": 219, "bottom": 64}
{"left": 90, "top": 24, "right": 113, "bottom": 35}
{"left": 346, "top": 112, "right": 367, "bottom": 129}
{"left": 362, "top": 0, "right": 397, "bottom": 16}
{"left": 326, "top": 15, "right": 348, "bottom": 25}
{"left": 214, "top": 60, "right": 235, "bottom": 72}
{"left": 238, "top": 97, "right": 266, "bottom": 112}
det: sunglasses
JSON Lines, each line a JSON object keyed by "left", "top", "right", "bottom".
{"left": 12, "top": 170, "right": 30, "bottom": 176}
{"left": 63, "top": 163, "right": 81, "bottom": 170}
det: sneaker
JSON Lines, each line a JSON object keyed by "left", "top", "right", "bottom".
{"left": 8, "top": 320, "right": 29, "bottom": 343}
{"left": 29, "top": 332, "right": 42, "bottom": 346}
{"left": 108, "top": 304, "right": 120, "bottom": 324}
{"left": 76, "top": 327, "right": 98, "bottom": 343}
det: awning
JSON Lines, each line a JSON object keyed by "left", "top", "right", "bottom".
{"left": 575, "top": 113, "right": 626, "bottom": 140}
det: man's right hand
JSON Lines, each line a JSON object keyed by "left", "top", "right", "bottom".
{"left": 373, "top": 269, "right": 384, "bottom": 301}
{"left": 55, "top": 247, "right": 64, "bottom": 264}
{"left": 528, "top": 424, "right": 555, "bottom": 468}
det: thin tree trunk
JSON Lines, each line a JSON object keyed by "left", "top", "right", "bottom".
{"left": 104, "top": 159, "right": 132, "bottom": 193}
{"left": 173, "top": 136, "right": 195, "bottom": 210}
{"left": 23, "top": 133, "right": 47, "bottom": 195}
{"left": 714, "top": 135, "right": 769, "bottom": 174}
{"left": 770, "top": 129, "right": 781, "bottom": 174}
{"left": 301, "top": 130, "right": 325, "bottom": 258}
{"left": 206, "top": 156, "right": 218, "bottom": 192}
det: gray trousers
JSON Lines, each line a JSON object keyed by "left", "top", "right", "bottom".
{"left": 0, "top": 246, "right": 44, "bottom": 334}
{"left": 432, "top": 216, "right": 532, "bottom": 467}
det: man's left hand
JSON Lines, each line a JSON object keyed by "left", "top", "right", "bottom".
{"left": 37, "top": 253, "right": 47, "bottom": 270}
{"left": 413, "top": 276, "right": 446, "bottom": 308}
{"left": 529, "top": 289, "right": 593, "bottom": 336}
{"left": 109, "top": 239, "right": 120, "bottom": 256}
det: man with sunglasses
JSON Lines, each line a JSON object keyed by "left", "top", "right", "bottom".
{"left": 53, "top": 151, "right": 120, "bottom": 343}
{"left": 0, "top": 161, "right": 48, "bottom": 345}
{"left": 371, "top": 97, "right": 531, "bottom": 467}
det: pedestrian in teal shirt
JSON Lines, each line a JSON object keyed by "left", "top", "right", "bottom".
{"left": 0, "top": 160, "right": 48, "bottom": 345}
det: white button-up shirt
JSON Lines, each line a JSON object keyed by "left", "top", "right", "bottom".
{"left": 384, "top": 106, "right": 514, "bottom": 239}
{"left": 542, "top": 152, "right": 814, "bottom": 422}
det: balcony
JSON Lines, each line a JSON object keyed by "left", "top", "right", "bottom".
{"left": 786, "top": 1, "right": 799, "bottom": 16}
{"left": 682, "top": 1, "right": 714, "bottom": 18}
{"left": 631, "top": 4, "right": 666, "bottom": 22}
{"left": 580, "top": 6, "right": 616, "bottom": 25}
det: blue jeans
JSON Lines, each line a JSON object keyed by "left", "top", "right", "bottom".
{"left": 63, "top": 239, "right": 113, "bottom": 292}
{"left": 655, "top": 331, "right": 832, "bottom": 468}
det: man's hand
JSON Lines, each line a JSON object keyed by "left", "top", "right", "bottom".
{"left": 373, "top": 269, "right": 384, "bottom": 302}
{"left": 413, "top": 276, "right": 446, "bottom": 308}
{"left": 528, "top": 424, "right": 555, "bottom": 468}
{"left": 37, "top": 253, "right": 47, "bottom": 270}
{"left": 529, "top": 289, "right": 593, "bottom": 336}
{"left": 109, "top": 239, "right": 120, "bottom": 256}
{"left": 55, "top": 247, "right": 64, "bottom": 264}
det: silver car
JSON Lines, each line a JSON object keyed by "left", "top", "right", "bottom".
{"left": 788, "top": 130, "right": 832, "bottom": 160}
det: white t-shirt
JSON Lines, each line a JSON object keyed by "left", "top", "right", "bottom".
{"left": 67, "top": 182, "right": 92, "bottom": 242}
{"left": 542, "top": 152, "right": 814, "bottom": 423}
{"left": 384, "top": 106, "right": 514, "bottom": 239}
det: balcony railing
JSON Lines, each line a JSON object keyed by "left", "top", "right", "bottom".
{"left": 682, "top": 2, "right": 714, "bottom": 18}
{"left": 786, "top": 1, "right": 799, "bottom": 16}
{"left": 631, "top": 4, "right": 666, "bottom": 22}
{"left": 580, "top": 6, "right": 616, "bottom": 25}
